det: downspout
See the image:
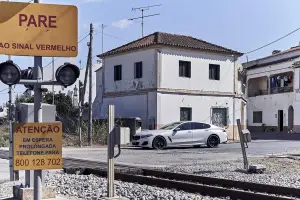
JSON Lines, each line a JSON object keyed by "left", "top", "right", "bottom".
{"left": 101, "top": 59, "right": 105, "bottom": 116}
{"left": 156, "top": 49, "right": 162, "bottom": 129}
{"left": 233, "top": 55, "right": 236, "bottom": 141}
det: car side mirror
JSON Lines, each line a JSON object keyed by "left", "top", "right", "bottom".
{"left": 174, "top": 127, "right": 180, "bottom": 132}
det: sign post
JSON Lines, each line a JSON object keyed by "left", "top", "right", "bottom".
{"left": 107, "top": 105, "right": 115, "bottom": 197}
{"left": 33, "top": 48, "right": 43, "bottom": 200}
{"left": 0, "top": 1, "right": 78, "bottom": 200}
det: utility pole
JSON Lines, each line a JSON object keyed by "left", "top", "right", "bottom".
{"left": 88, "top": 23, "right": 93, "bottom": 146}
{"left": 33, "top": 1, "right": 43, "bottom": 199}
{"left": 129, "top": 4, "right": 161, "bottom": 37}
{"left": 52, "top": 57, "right": 55, "bottom": 105}
{"left": 78, "top": 81, "right": 83, "bottom": 147}
{"left": 101, "top": 24, "right": 107, "bottom": 54}
{"left": 80, "top": 32, "right": 91, "bottom": 146}
{"left": 233, "top": 55, "right": 236, "bottom": 141}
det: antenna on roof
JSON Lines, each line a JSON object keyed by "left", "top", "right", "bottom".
{"left": 128, "top": 4, "right": 162, "bottom": 37}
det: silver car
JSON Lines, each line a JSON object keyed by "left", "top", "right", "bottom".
{"left": 132, "top": 121, "right": 228, "bottom": 149}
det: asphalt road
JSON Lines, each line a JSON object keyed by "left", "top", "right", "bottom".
{"left": 0, "top": 159, "right": 25, "bottom": 184}
{"left": 1, "top": 140, "right": 300, "bottom": 174}
{"left": 62, "top": 140, "right": 300, "bottom": 168}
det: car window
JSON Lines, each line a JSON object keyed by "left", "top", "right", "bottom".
{"left": 160, "top": 122, "right": 182, "bottom": 130}
{"left": 178, "top": 122, "right": 192, "bottom": 130}
{"left": 203, "top": 123, "right": 211, "bottom": 129}
{"left": 192, "top": 123, "right": 211, "bottom": 129}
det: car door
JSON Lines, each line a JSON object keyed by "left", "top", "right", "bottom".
{"left": 170, "top": 122, "right": 193, "bottom": 145}
{"left": 192, "top": 122, "right": 211, "bottom": 144}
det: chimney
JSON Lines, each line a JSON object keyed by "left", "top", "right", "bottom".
{"left": 272, "top": 50, "right": 281, "bottom": 55}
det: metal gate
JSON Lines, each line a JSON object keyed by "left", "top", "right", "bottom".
{"left": 211, "top": 107, "right": 228, "bottom": 127}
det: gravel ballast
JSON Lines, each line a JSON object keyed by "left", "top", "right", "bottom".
{"left": 163, "top": 157, "right": 300, "bottom": 188}
{"left": 1, "top": 157, "right": 299, "bottom": 200}
{"left": 44, "top": 172, "right": 229, "bottom": 200}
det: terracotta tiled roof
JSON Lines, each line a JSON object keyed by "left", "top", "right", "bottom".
{"left": 98, "top": 32, "right": 243, "bottom": 58}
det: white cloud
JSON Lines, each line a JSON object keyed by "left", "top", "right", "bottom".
{"left": 112, "top": 19, "right": 133, "bottom": 29}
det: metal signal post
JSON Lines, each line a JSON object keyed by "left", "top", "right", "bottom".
{"left": 0, "top": 1, "right": 79, "bottom": 199}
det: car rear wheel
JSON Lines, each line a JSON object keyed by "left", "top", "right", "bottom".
{"left": 152, "top": 136, "right": 166, "bottom": 150}
{"left": 207, "top": 135, "right": 219, "bottom": 148}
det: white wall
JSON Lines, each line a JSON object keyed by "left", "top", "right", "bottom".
{"left": 94, "top": 92, "right": 157, "bottom": 129}
{"left": 246, "top": 59, "right": 296, "bottom": 80}
{"left": 157, "top": 93, "right": 237, "bottom": 126}
{"left": 103, "top": 49, "right": 156, "bottom": 93}
{"left": 160, "top": 48, "right": 235, "bottom": 93}
{"left": 247, "top": 94, "right": 293, "bottom": 127}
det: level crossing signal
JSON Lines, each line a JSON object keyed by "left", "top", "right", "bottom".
{"left": 0, "top": 60, "right": 80, "bottom": 88}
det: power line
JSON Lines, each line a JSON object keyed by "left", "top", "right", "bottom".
{"left": 94, "top": 30, "right": 129, "bottom": 42}
{"left": 43, "top": 33, "right": 90, "bottom": 68}
{"left": 0, "top": 88, "right": 9, "bottom": 93}
{"left": 245, "top": 27, "right": 300, "bottom": 55}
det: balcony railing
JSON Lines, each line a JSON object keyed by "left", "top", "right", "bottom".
{"left": 270, "top": 86, "right": 293, "bottom": 94}
{"left": 248, "top": 89, "right": 268, "bottom": 97}
{"left": 248, "top": 87, "right": 293, "bottom": 97}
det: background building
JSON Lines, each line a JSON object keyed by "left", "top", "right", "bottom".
{"left": 244, "top": 46, "right": 300, "bottom": 133}
{"left": 93, "top": 32, "right": 246, "bottom": 140}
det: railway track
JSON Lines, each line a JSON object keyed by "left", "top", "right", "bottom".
{"left": 1, "top": 150, "right": 299, "bottom": 200}
{"left": 62, "top": 157, "right": 300, "bottom": 200}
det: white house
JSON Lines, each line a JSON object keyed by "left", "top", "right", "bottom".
{"left": 93, "top": 32, "right": 246, "bottom": 140}
{"left": 244, "top": 46, "right": 300, "bottom": 133}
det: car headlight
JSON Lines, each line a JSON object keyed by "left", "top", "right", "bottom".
{"left": 141, "top": 134, "right": 153, "bottom": 138}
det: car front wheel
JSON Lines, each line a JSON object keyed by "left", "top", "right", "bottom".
{"left": 152, "top": 136, "right": 166, "bottom": 150}
{"left": 207, "top": 135, "right": 219, "bottom": 148}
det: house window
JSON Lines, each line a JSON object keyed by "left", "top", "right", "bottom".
{"left": 114, "top": 65, "right": 122, "bottom": 81}
{"left": 180, "top": 107, "right": 192, "bottom": 121}
{"left": 211, "top": 107, "right": 228, "bottom": 127}
{"left": 209, "top": 64, "right": 220, "bottom": 80}
{"left": 253, "top": 111, "right": 263, "bottom": 123}
{"left": 134, "top": 62, "right": 143, "bottom": 78}
{"left": 179, "top": 61, "right": 191, "bottom": 78}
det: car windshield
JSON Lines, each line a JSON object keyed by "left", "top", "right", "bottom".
{"left": 160, "top": 122, "right": 182, "bottom": 130}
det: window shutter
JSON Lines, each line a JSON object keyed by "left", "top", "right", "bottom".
{"left": 216, "top": 65, "right": 220, "bottom": 80}
{"left": 188, "top": 63, "right": 191, "bottom": 78}
{"left": 140, "top": 63, "right": 143, "bottom": 78}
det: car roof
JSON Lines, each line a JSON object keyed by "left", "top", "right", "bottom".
{"left": 180, "top": 121, "right": 209, "bottom": 124}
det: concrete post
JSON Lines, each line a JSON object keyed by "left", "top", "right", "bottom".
{"left": 107, "top": 105, "right": 115, "bottom": 197}
{"left": 237, "top": 119, "right": 248, "bottom": 170}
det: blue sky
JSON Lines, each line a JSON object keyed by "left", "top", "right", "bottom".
{"left": 1, "top": 0, "right": 300, "bottom": 103}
